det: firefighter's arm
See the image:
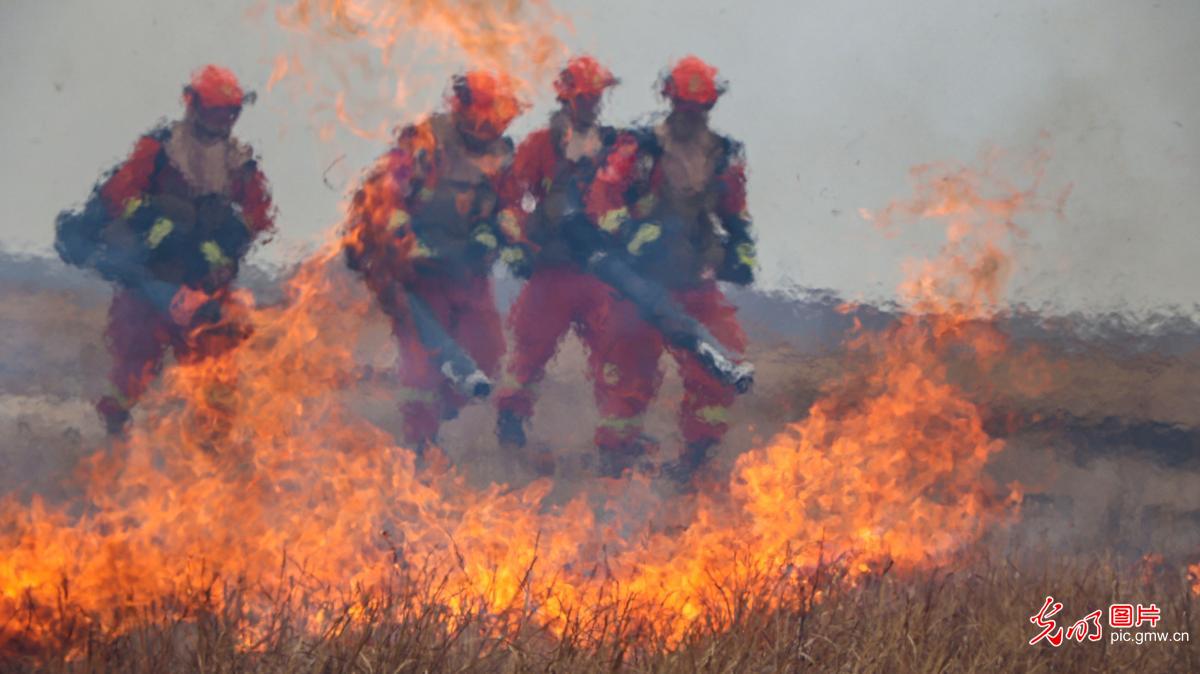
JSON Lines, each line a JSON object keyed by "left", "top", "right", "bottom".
{"left": 234, "top": 159, "right": 276, "bottom": 240}
{"left": 585, "top": 131, "right": 643, "bottom": 236}
{"left": 601, "top": 132, "right": 670, "bottom": 261}
{"left": 714, "top": 144, "right": 756, "bottom": 286}
{"left": 498, "top": 130, "right": 552, "bottom": 244}
{"left": 494, "top": 132, "right": 553, "bottom": 277}
{"left": 94, "top": 135, "right": 163, "bottom": 254}
{"left": 191, "top": 157, "right": 276, "bottom": 291}
{"left": 99, "top": 135, "right": 161, "bottom": 219}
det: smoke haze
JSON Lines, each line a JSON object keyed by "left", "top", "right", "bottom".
{"left": 1, "top": 0, "right": 1196, "bottom": 314}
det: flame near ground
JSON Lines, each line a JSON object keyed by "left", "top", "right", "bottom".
{"left": 0, "top": 160, "right": 1045, "bottom": 658}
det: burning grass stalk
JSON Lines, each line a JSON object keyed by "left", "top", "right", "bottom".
{"left": 4, "top": 550, "right": 1196, "bottom": 673}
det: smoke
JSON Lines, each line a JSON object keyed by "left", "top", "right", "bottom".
{"left": 3, "top": 0, "right": 1198, "bottom": 314}
{"left": 1, "top": 243, "right": 1197, "bottom": 552}
{"left": 1, "top": 0, "right": 1199, "bottom": 654}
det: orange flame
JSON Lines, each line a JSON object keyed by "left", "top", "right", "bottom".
{"left": 1, "top": 156, "right": 1050, "bottom": 655}
{"left": 262, "top": 0, "right": 568, "bottom": 140}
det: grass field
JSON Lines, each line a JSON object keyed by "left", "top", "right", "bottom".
{"left": 1, "top": 255, "right": 1198, "bottom": 672}
{"left": 4, "top": 551, "right": 1196, "bottom": 672}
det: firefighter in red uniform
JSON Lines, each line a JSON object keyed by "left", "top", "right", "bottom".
{"left": 55, "top": 65, "right": 275, "bottom": 435}
{"left": 494, "top": 56, "right": 663, "bottom": 474}
{"left": 586, "top": 56, "right": 756, "bottom": 482}
{"left": 343, "top": 70, "right": 525, "bottom": 453}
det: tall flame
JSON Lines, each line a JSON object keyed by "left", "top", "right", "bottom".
{"left": 1, "top": 156, "right": 1048, "bottom": 656}
{"left": 262, "top": 0, "right": 568, "bottom": 139}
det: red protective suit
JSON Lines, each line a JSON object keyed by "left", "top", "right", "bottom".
{"left": 496, "top": 110, "right": 663, "bottom": 459}
{"left": 90, "top": 116, "right": 274, "bottom": 433}
{"left": 390, "top": 272, "right": 505, "bottom": 446}
{"left": 344, "top": 109, "right": 516, "bottom": 450}
{"left": 586, "top": 113, "right": 755, "bottom": 462}
{"left": 100, "top": 287, "right": 249, "bottom": 426}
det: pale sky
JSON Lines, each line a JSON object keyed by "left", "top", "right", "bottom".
{"left": 1, "top": 0, "right": 1196, "bottom": 314}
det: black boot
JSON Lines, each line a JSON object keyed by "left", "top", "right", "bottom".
{"left": 597, "top": 433, "right": 658, "bottom": 479}
{"left": 663, "top": 439, "right": 718, "bottom": 488}
{"left": 96, "top": 395, "right": 131, "bottom": 437}
{"left": 496, "top": 409, "right": 528, "bottom": 449}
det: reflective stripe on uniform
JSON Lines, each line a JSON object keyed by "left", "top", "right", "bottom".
{"left": 412, "top": 240, "right": 435, "bottom": 258}
{"left": 498, "top": 373, "right": 533, "bottom": 391}
{"left": 200, "top": 241, "right": 231, "bottom": 268}
{"left": 497, "top": 208, "right": 522, "bottom": 242}
{"left": 598, "top": 207, "right": 628, "bottom": 233}
{"left": 396, "top": 387, "right": 439, "bottom": 404}
{"left": 597, "top": 415, "right": 644, "bottom": 431}
{"left": 735, "top": 241, "right": 757, "bottom": 268}
{"left": 472, "top": 226, "right": 498, "bottom": 250}
{"left": 500, "top": 246, "right": 525, "bottom": 266}
{"left": 387, "top": 208, "right": 411, "bottom": 231}
{"left": 694, "top": 405, "right": 730, "bottom": 426}
{"left": 633, "top": 193, "right": 658, "bottom": 218}
{"left": 627, "top": 222, "right": 662, "bottom": 256}
{"left": 122, "top": 196, "right": 144, "bottom": 218}
{"left": 146, "top": 217, "right": 174, "bottom": 248}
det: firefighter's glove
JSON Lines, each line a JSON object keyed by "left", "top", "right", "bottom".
{"left": 500, "top": 245, "right": 533, "bottom": 279}
{"left": 466, "top": 224, "right": 499, "bottom": 261}
{"left": 717, "top": 241, "right": 757, "bottom": 286}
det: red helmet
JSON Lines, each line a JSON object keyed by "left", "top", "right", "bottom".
{"left": 185, "top": 65, "right": 247, "bottom": 109}
{"left": 661, "top": 56, "right": 725, "bottom": 107}
{"left": 448, "top": 70, "right": 525, "bottom": 142}
{"left": 554, "top": 55, "right": 618, "bottom": 102}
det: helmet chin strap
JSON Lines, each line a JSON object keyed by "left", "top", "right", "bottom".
{"left": 667, "top": 106, "right": 709, "bottom": 139}
{"left": 457, "top": 124, "right": 494, "bottom": 153}
{"left": 185, "top": 106, "right": 237, "bottom": 143}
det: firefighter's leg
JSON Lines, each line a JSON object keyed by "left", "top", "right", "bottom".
{"left": 394, "top": 329, "right": 443, "bottom": 452}
{"left": 587, "top": 289, "right": 664, "bottom": 477}
{"left": 666, "top": 281, "right": 748, "bottom": 479}
{"left": 496, "top": 266, "right": 580, "bottom": 447}
{"left": 97, "top": 289, "right": 172, "bottom": 435}
{"left": 173, "top": 293, "right": 251, "bottom": 448}
{"left": 388, "top": 284, "right": 448, "bottom": 453}
{"left": 446, "top": 274, "right": 505, "bottom": 424}
{"left": 391, "top": 273, "right": 503, "bottom": 451}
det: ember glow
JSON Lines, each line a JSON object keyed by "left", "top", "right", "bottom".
{"left": 0, "top": 160, "right": 1040, "bottom": 656}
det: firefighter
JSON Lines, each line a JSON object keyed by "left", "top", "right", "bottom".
{"left": 585, "top": 56, "right": 756, "bottom": 483}
{"left": 493, "top": 56, "right": 663, "bottom": 476}
{"left": 55, "top": 65, "right": 275, "bottom": 436}
{"left": 343, "top": 70, "right": 525, "bottom": 453}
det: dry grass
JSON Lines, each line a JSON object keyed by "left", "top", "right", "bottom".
{"left": 4, "top": 551, "right": 1196, "bottom": 673}
{"left": 3, "top": 270, "right": 1199, "bottom": 672}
